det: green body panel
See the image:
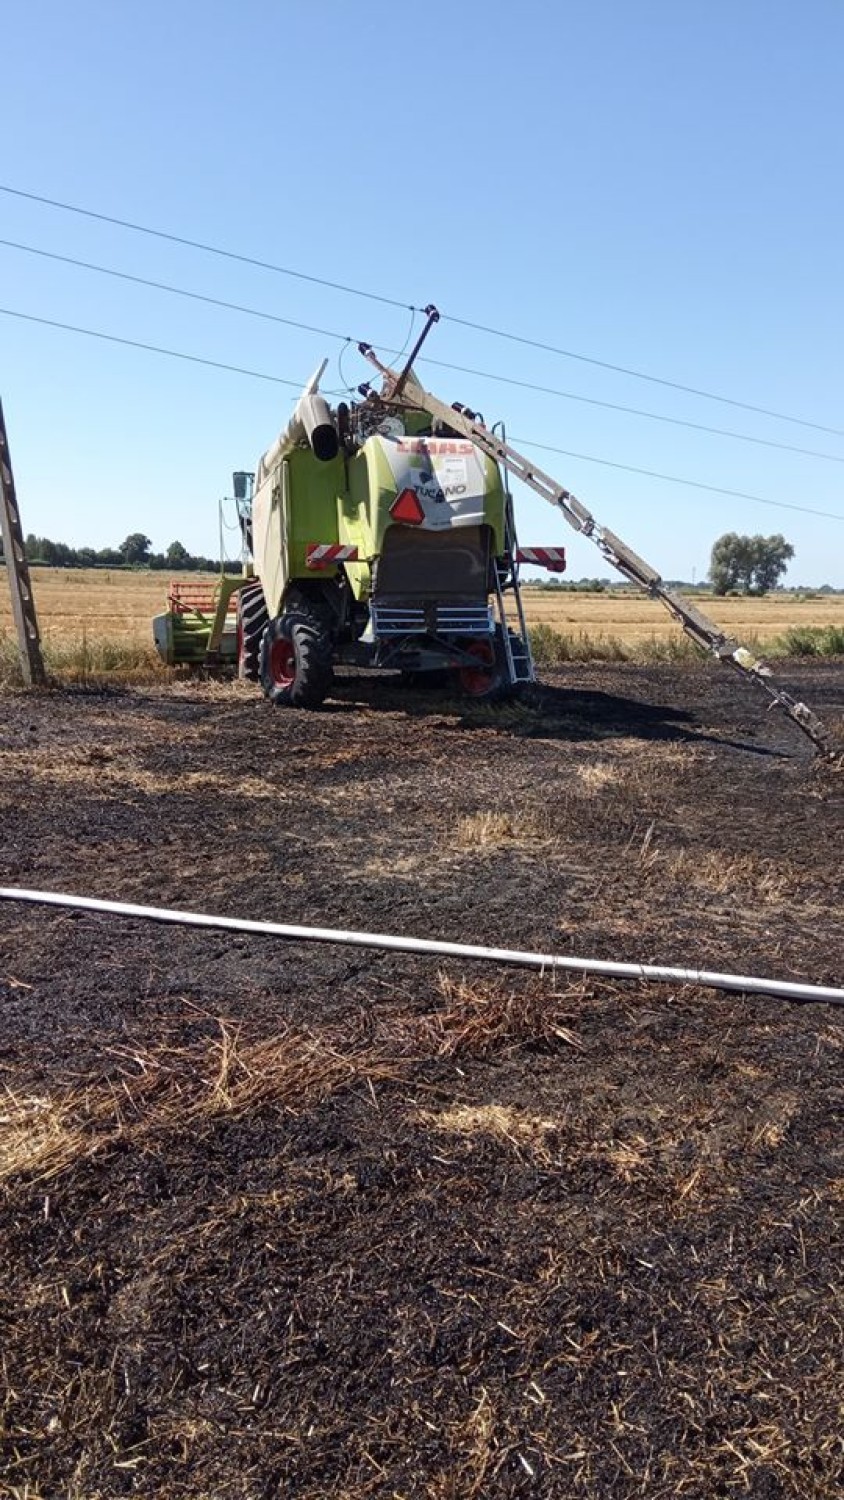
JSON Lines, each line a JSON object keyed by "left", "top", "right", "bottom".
{"left": 341, "top": 446, "right": 378, "bottom": 602}
{"left": 285, "top": 448, "right": 345, "bottom": 577}
{"left": 252, "top": 449, "right": 346, "bottom": 617}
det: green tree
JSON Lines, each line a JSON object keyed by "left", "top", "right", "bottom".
{"left": 710, "top": 532, "right": 794, "bottom": 595}
{"left": 166, "top": 540, "right": 190, "bottom": 568}
{"left": 119, "top": 532, "right": 153, "bottom": 566}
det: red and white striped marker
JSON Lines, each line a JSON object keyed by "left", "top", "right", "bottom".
{"left": 305, "top": 543, "right": 360, "bottom": 569}
{"left": 515, "top": 547, "right": 567, "bottom": 572}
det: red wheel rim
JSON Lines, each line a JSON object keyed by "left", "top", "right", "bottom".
{"left": 269, "top": 637, "right": 296, "bottom": 688}
{"left": 459, "top": 640, "right": 496, "bottom": 696}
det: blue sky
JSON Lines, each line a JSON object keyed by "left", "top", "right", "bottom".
{"left": 1, "top": 0, "right": 842, "bottom": 583}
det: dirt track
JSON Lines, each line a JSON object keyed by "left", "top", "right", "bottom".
{"left": 1, "top": 663, "right": 843, "bottom": 1498}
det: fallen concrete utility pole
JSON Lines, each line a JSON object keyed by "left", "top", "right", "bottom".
{"left": 1, "top": 887, "right": 842, "bottom": 1007}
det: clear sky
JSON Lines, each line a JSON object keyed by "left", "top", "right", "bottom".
{"left": 1, "top": 0, "right": 842, "bottom": 583}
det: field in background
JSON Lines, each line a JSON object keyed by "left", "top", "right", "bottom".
{"left": 0, "top": 565, "right": 180, "bottom": 644}
{"left": 523, "top": 586, "right": 844, "bottom": 643}
{"left": 3, "top": 567, "right": 844, "bottom": 646}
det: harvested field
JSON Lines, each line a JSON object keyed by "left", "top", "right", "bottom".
{"left": 0, "top": 567, "right": 177, "bottom": 645}
{"left": 521, "top": 589, "right": 844, "bottom": 645}
{"left": 1, "top": 662, "right": 843, "bottom": 1498}
{"left": 3, "top": 568, "right": 844, "bottom": 651}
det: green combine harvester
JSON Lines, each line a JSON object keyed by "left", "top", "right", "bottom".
{"left": 152, "top": 316, "right": 833, "bottom": 753}
{"left": 152, "top": 359, "right": 565, "bottom": 706}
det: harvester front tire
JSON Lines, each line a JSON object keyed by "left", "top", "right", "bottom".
{"left": 238, "top": 581, "right": 269, "bottom": 682}
{"left": 259, "top": 610, "right": 334, "bottom": 709}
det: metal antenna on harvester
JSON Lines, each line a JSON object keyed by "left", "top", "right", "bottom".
{"left": 0, "top": 398, "right": 46, "bottom": 686}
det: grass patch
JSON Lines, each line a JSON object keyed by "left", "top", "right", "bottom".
{"left": 529, "top": 622, "right": 844, "bottom": 665}
{"left": 661, "top": 849, "right": 797, "bottom": 903}
{"left": 766, "top": 625, "right": 844, "bottom": 658}
{"left": 0, "top": 1024, "right": 399, "bottom": 1187}
{"left": 418, "top": 1102, "right": 559, "bottom": 1160}
{"left": 454, "top": 809, "right": 545, "bottom": 847}
{"left": 529, "top": 624, "right": 705, "bottom": 665}
{"left": 2, "top": 616, "right": 841, "bottom": 694}
{"left": 529, "top": 624, "right": 629, "bottom": 664}
{"left": 0, "top": 629, "right": 169, "bottom": 686}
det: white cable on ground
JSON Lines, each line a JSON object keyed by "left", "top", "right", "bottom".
{"left": 1, "top": 887, "right": 842, "bottom": 1006}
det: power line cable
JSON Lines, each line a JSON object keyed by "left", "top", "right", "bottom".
{"left": 418, "top": 353, "right": 844, "bottom": 465}
{"left": 2, "top": 181, "right": 841, "bottom": 440}
{"left": 3, "top": 237, "right": 842, "bottom": 467}
{"left": 0, "top": 185, "right": 411, "bottom": 313}
{"left": 0, "top": 306, "right": 304, "bottom": 388}
{"left": 2, "top": 303, "right": 840, "bottom": 522}
{"left": 511, "top": 435, "right": 844, "bottom": 523}
{"left": 448, "top": 313, "right": 844, "bottom": 439}
{"left": 0, "top": 237, "right": 362, "bottom": 345}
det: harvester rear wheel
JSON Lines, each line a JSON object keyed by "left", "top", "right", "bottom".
{"left": 237, "top": 581, "right": 269, "bottom": 682}
{"left": 259, "top": 607, "right": 334, "bottom": 709}
{"left": 458, "top": 627, "right": 520, "bottom": 702}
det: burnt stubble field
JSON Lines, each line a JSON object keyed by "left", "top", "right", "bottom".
{"left": 1, "top": 662, "right": 843, "bottom": 1498}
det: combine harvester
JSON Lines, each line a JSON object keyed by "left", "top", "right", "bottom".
{"left": 153, "top": 310, "right": 833, "bottom": 755}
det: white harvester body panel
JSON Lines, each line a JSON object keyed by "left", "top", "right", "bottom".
{"left": 377, "top": 435, "right": 490, "bottom": 531}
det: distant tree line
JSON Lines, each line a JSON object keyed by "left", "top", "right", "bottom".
{"left": 3, "top": 531, "right": 239, "bottom": 572}
{"left": 709, "top": 533, "right": 794, "bottom": 595}
{"left": 2, "top": 529, "right": 840, "bottom": 595}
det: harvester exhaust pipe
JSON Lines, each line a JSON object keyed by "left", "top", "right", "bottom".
{"left": 255, "top": 359, "right": 339, "bottom": 485}
{"left": 288, "top": 392, "right": 339, "bottom": 462}
{"left": 256, "top": 395, "right": 339, "bottom": 482}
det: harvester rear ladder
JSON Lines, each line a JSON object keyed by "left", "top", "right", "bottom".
{"left": 363, "top": 355, "right": 833, "bottom": 755}
{"left": 491, "top": 491, "right": 534, "bottom": 685}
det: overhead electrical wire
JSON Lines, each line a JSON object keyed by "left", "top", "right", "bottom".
{"left": 0, "top": 185, "right": 410, "bottom": 312}
{"left": 444, "top": 311, "right": 844, "bottom": 439}
{"left": 0, "top": 306, "right": 304, "bottom": 389}
{"left": 2, "top": 181, "right": 842, "bottom": 440}
{"left": 2, "top": 236, "right": 842, "bottom": 468}
{"left": 1, "top": 304, "right": 841, "bottom": 523}
{"left": 511, "top": 435, "right": 844, "bottom": 522}
{"left": 0, "top": 237, "right": 357, "bottom": 345}
{"left": 419, "top": 353, "right": 844, "bottom": 465}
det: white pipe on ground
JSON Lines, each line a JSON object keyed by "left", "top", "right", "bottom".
{"left": 1, "top": 887, "right": 842, "bottom": 1006}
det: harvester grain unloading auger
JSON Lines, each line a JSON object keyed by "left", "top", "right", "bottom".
{"left": 360, "top": 333, "right": 835, "bottom": 758}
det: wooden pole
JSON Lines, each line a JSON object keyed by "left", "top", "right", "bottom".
{"left": 0, "top": 397, "right": 46, "bottom": 686}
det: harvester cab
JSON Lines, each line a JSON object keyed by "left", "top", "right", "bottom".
{"left": 232, "top": 470, "right": 255, "bottom": 556}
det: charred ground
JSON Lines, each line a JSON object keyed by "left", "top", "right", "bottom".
{"left": 1, "top": 662, "right": 843, "bottom": 1498}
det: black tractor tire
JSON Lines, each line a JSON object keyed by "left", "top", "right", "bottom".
{"left": 237, "top": 581, "right": 269, "bottom": 682}
{"left": 259, "top": 607, "right": 334, "bottom": 709}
